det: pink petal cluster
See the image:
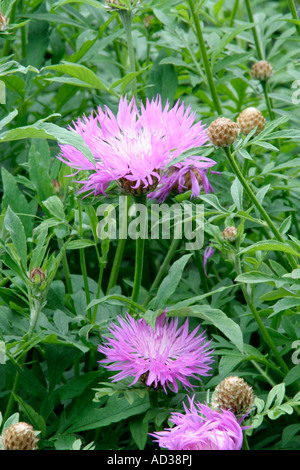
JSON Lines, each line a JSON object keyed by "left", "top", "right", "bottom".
{"left": 98, "top": 312, "right": 214, "bottom": 393}
{"left": 56, "top": 96, "right": 216, "bottom": 199}
{"left": 151, "top": 396, "right": 245, "bottom": 450}
{"left": 148, "top": 157, "right": 216, "bottom": 203}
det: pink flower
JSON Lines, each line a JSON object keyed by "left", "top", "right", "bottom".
{"left": 151, "top": 396, "right": 246, "bottom": 450}
{"left": 56, "top": 96, "right": 215, "bottom": 197}
{"left": 148, "top": 157, "right": 217, "bottom": 203}
{"left": 98, "top": 312, "right": 214, "bottom": 393}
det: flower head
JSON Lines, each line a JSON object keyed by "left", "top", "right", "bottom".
{"left": 98, "top": 312, "right": 214, "bottom": 393}
{"left": 149, "top": 156, "right": 216, "bottom": 203}
{"left": 56, "top": 96, "right": 214, "bottom": 198}
{"left": 151, "top": 396, "right": 246, "bottom": 450}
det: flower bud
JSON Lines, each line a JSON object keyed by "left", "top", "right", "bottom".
{"left": 2, "top": 422, "right": 39, "bottom": 450}
{"left": 105, "top": 0, "right": 133, "bottom": 8}
{"left": 250, "top": 60, "right": 273, "bottom": 81}
{"left": 30, "top": 268, "right": 46, "bottom": 285}
{"left": 0, "top": 12, "right": 8, "bottom": 31}
{"left": 52, "top": 179, "right": 62, "bottom": 194}
{"left": 237, "top": 107, "right": 265, "bottom": 136}
{"left": 144, "top": 15, "right": 154, "bottom": 28}
{"left": 207, "top": 117, "right": 239, "bottom": 147}
{"left": 222, "top": 226, "right": 237, "bottom": 242}
{"left": 212, "top": 376, "right": 255, "bottom": 417}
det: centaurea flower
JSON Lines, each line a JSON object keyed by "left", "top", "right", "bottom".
{"left": 56, "top": 96, "right": 216, "bottom": 198}
{"left": 98, "top": 311, "right": 214, "bottom": 393}
{"left": 151, "top": 396, "right": 247, "bottom": 450}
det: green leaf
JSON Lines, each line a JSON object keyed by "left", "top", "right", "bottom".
{"left": 175, "top": 305, "right": 244, "bottom": 353}
{"left": 231, "top": 177, "right": 243, "bottom": 211}
{"left": 129, "top": 415, "right": 149, "bottom": 450}
{"left": 42, "top": 62, "right": 108, "bottom": 91}
{"left": 1, "top": 166, "right": 36, "bottom": 237}
{"left": 239, "top": 240, "right": 300, "bottom": 258}
{"left": 67, "top": 239, "right": 95, "bottom": 250}
{"left": 284, "top": 364, "right": 300, "bottom": 386}
{"left": 14, "top": 395, "right": 46, "bottom": 438}
{"left": 235, "top": 271, "right": 282, "bottom": 284}
{"left": 42, "top": 195, "right": 65, "bottom": 220}
{"left": 52, "top": 0, "right": 105, "bottom": 9}
{"left": 151, "top": 254, "right": 192, "bottom": 310}
{"left": 4, "top": 206, "right": 27, "bottom": 270}
{"left": 271, "top": 297, "right": 300, "bottom": 315}
{"left": 0, "top": 109, "right": 18, "bottom": 131}
{"left": 29, "top": 144, "right": 53, "bottom": 202}
{"left": 265, "top": 383, "right": 286, "bottom": 411}
{"left": 67, "top": 394, "right": 150, "bottom": 433}
{"left": 0, "top": 119, "right": 95, "bottom": 166}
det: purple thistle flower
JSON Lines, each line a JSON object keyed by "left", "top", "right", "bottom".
{"left": 56, "top": 95, "right": 216, "bottom": 197}
{"left": 151, "top": 396, "right": 247, "bottom": 450}
{"left": 98, "top": 311, "right": 214, "bottom": 393}
{"left": 148, "top": 156, "right": 217, "bottom": 203}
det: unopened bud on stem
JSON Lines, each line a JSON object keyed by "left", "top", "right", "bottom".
{"left": 207, "top": 117, "right": 239, "bottom": 148}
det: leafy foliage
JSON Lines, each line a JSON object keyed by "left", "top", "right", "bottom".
{"left": 0, "top": 0, "right": 300, "bottom": 451}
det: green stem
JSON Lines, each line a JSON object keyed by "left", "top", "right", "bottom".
{"left": 229, "top": 0, "right": 239, "bottom": 27}
{"left": 194, "top": 249, "right": 209, "bottom": 292}
{"left": 261, "top": 80, "right": 275, "bottom": 121}
{"left": 119, "top": 9, "right": 136, "bottom": 94}
{"left": 2, "top": 0, "right": 18, "bottom": 57}
{"left": 244, "top": 0, "right": 264, "bottom": 60}
{"left": 4, "top": 292, "right": 43, "bottom": 422}
{"left": 242, "top": 431, "right": 250, "bottom": 450}
{"left": 235, "top": 258, "right": 290, "bottom": 375}
{"left": 144, "top": 238, "right": 181, "bottom": 307}
{"left": 3, "top": 363, "right": 23, "bottom": 422}
{"left": 131, "top": 195, "right": 147, "bottom": 308}
{"left": 78, "top": 204, "right": 91, "bottom": 321}
{"left": 287, "top": 0, "right": 300, "bottom": 36}
{"left": 106, "top": 196, "right": 129, "bottom": 293}
{"left": 223, "top": 147, "right": 298, "bottom": 270}
{"left": 187, "top": 0, "right": 222, "bottom": 114}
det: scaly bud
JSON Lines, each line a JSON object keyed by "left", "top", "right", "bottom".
{"left": 250, "top": 61, "right": 273, "bottom": 81}
{"left": 222, "top": 226, "right": 237, "bottom": 242}
{"left": 212, "top": 376, "right": 255, "bottom": 417}
{"left": 207, "top": 117, "right": 239, "bottom": 148}
{"left": 237, "top": 107, "right": 266, "bottom": 136}
{"left": 2, "top": 422, "right": 39, "bottom": 450}
{"left": 30, "top": 268, "right": 46, "bottom": 286}
{"left": 0, "top": 12, "right": 8, "bottom": 31}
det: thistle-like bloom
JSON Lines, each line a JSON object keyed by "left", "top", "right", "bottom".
{"left": 56, "top": 96, "right": 215, "bottom": 197}
{"left": 149, "top": 157, "right": 216, "bottom": 203}
{"left": 151, "top": 396, "right": 246, "bottom": 450}
{"left": 98, "top": 312, "right": 214, "bottom": 393}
